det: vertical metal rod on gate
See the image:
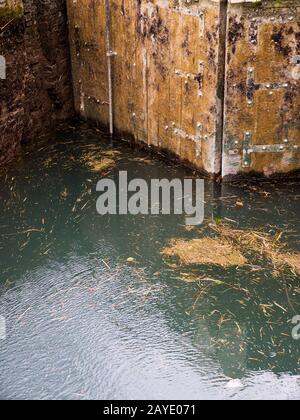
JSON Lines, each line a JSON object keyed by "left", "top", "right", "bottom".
{"left": 105, "top": 0, "right": 114, "bottom": 136}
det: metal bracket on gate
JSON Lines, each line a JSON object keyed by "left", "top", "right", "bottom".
{"left": 242, "top": 131, "right": 252, "bottom": 168}
{"left": 106, "top": 51, "right": 117, "bottom": 57}
{"left": 242, "top": 131, "right": 299, "bottom": 168}
{"left": 170, "top": 2, "right": 205, "bottom": 37}
{"left": 169, "top": 123, "right": 202, "bottom": 143}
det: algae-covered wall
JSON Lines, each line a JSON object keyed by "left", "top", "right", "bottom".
{"left": 0, "top": 0, "right": 74, "bottom": 165}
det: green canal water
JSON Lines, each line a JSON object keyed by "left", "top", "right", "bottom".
{"left": 0, "top": 124, "right": 299, "bottom": 400}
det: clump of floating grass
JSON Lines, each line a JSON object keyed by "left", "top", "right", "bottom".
{"left": 272, "top": 253, "right": 300, "bottom": 276}
{"left": 209, "top": 223, "right": 281, "bottom": 255}
{"left": 80, "top": 149, "right": 121, "bottom": 173}
{"left": 161, "top": 237, "right": 247, "bottom": 268}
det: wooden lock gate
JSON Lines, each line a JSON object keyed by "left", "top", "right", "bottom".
{"left": 67, "top": 0, "right": 300, "bottom": 178}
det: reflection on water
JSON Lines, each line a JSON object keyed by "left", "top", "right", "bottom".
{"left": 0, "top": 123, "right": 299, "bottom": 400}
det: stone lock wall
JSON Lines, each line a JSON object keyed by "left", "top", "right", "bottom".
{"left": 0, "top": 0, "right": 74, "bottom": 165}
{"left": 67, "top": 0, "right": 300, "bottom": 178}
